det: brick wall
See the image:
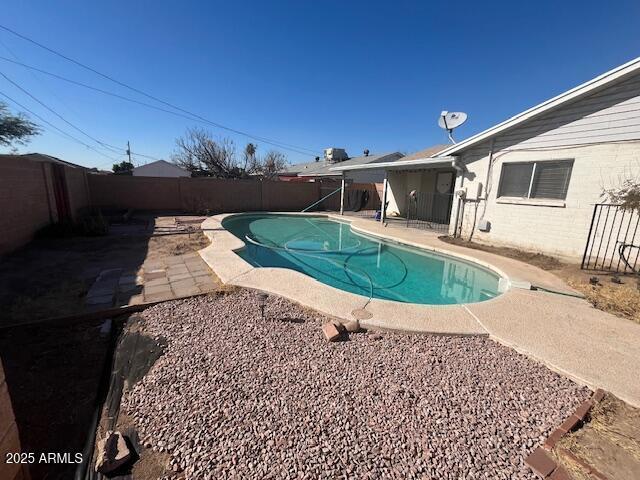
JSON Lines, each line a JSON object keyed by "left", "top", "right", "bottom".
{"left": 0, "top": 157, "right": 54, "bottom": 254}
{"left": 0, "top": 360, "right": 27, "bottom": 480}
{"left": 0, "top": 157, "right": 91, "bottom": 255}
{"left": 88, "top": 174, "right": 181, "bottom": 210}
{"left": 0, "top": 159, "right": 375, "bottom": 255}
{"left": 63, "top": 166, "right": 91, "bottom": 220}
{"left": 88, "top": 174, "right": 328, "bottom": 213}
{"left": 452, "top": 142, "right": 640, "bottom": 260}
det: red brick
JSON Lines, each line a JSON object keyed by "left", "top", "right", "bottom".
{"left": 526, "top": 447, "right": 557, "bottom": 478}
{"left": 558, "top": 415, "right": 581, "bottom": 434}
{"left": 543, "top": 428, "right": 565, "bottom": 451}
{"left": 571, "top": 400, "right": 593, "bottom": 422}
{"left": 592, "top": 388, "right": 606, "bottom": 403}
{"left": 322, "top": 322, "right": 341, "bottom": 342}
{"left": 549, "top": 465, "right": 571, "bottom": 480}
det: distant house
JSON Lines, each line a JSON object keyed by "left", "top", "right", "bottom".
{"left": 278, "top": 159, "right": 327, "bottom": 181}
{"left": 340, "top": 57, "right": 640, "bottom": 260}
{"left": 132, "top": 160, "right": 190, "bottom": 178}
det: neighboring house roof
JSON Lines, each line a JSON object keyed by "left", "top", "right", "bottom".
{"left": 400, "top": 145, "right": 450, "bottom": 161}
{"left": 0, "top": 152, "right": 87, "bottom": 169}
{"left": 330, "top": 146, "right": 450, "bottom": 172}
{"left": 435, "top": 56, "right": 640, "bottom": 157}
{"left": 280, "top": 160, "right": 327, "bottom": 176}
{"left": 301, "top": 152, "right": 404, "bottom": 177}
{"left": 132, "top": 159, "right": 189, "bottom": 174}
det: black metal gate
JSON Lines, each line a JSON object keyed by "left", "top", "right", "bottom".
{"left": 405, "top": 192, "right": 453, "bottom": 233}
{"left": 581, "top": 203, "right": 640, "bottom": 274}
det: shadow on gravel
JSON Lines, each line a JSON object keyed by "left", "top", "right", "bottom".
{"left": 0, "top": 320, "right": 112, "bottom": 480}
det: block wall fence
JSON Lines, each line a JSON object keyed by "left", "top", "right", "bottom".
{"left": 0, "top": 157, "right": 378, "bottom": 255}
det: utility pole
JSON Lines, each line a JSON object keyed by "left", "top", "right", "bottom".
{"left": 126, "top": 141, "right": 133, "bottom": 166}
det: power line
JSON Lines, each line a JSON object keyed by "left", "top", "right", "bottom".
{"left": 0, "top": 69, "right": 124, "bottom": 155}
{"left": 0, "top": 68, "right": 166, "bottom": 165}
{"left": 0, "top": 55, "right": 318, "bottom": 157}
{"left": 0, "top": 24, "right": 321, "bottom": 157}
{"left": 0, "top": 89, "right": 120, "bottom": 162}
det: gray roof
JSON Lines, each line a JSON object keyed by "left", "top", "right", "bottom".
{"left": 297, "top": 152, "right": 404, "bottom": 177}
{"left": 401, "top": 145, "right": 450, "bottom": 161}
{"left": 280, "top": 160, "right": 328, "bottom": 175}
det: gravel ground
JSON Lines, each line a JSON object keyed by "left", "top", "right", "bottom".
{"left": 123, "top": 290, "right": 590, "bottom": 479}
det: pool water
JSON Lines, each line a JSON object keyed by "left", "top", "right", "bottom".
{"left": 222, "top": 214, "right": 502, "bottom": 305}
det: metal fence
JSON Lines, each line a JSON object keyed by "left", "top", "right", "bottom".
{"left": 315, "top": 184, "right": 382, "bottom": 219}
{"left": 405, "top": 192, "right": 454, "bottom": 233}
{"left": 581, "top": 203, "right": 640, "bottom": 274}
{"left": 343, "top": 187, "right": 382, "bottom": 219}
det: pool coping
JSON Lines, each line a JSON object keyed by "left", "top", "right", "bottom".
{"left": 200, "top": 212, "right": 518, "bottom": 336}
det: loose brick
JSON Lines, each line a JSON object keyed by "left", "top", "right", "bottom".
{"left": 95, "top": 430, "right": 132, "bottom": 474}
{"left": 322, "top": 322, "right": 341, "bottom": 342}
{"left": 525, "top": 447, "right": 557, "bottom": 478}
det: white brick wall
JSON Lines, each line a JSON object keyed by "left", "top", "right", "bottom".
{"left": 452, "top": 142, "right": 640, "bottom": 260}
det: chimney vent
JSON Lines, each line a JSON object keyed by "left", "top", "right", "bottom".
{"left": 363, "top": 149, "right": 370, "bottom": 156}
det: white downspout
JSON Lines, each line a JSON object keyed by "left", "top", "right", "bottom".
{"left": 339, "top": 172, "right": 346, "bottom": 215}
{"left": 380, "top": 170, "right": 388, "bottom": 223}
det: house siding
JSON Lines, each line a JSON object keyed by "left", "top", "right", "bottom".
{"left": 450, "top": 72, "right": 640, "bottom": 260}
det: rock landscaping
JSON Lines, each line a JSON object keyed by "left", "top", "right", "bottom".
{"left": 122, "top": 290, "right": 590, "bottom": 479}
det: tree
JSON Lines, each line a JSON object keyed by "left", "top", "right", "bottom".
{"left": 112, "top": 161, "right": 134, "bottom": 175}
{"left": 243, "top": 142, "right": 257, "bottom": 172}
{"left": 0, "top": 102, "right": 40, "bottom": 148}
{"left": 172, "top": 128, "right": 240, "bottom": 178}
{"left": 604, "top": 178, "right": 640, "bottom": 212}
{"left": 261, "top": 150, "right": 287, "bottom": 179}
{"left": 171, "top": 128, "right": 288, "bottom": 179}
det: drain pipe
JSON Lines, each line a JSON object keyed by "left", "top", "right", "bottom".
{"left": 339, "top": 173, "right": 346, "bottom": 215}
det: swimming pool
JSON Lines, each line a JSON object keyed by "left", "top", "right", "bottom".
{"left": 222, "top": 214, "right": 502, "bottom": 305}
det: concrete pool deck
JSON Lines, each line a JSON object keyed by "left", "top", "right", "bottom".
{"left": 199, "top": 212, "right": 640, "bottom": 407}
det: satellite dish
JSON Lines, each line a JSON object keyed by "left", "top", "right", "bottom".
{"left": 438, "top": 111, "right": 468, "bottom": 143}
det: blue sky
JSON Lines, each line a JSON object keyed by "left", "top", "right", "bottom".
{"left": 1, "top": 1, "right": 639, "bottom": 169}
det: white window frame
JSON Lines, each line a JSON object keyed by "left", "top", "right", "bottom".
{"left": 497, "top": 159, "right": 574, "bottom": 201}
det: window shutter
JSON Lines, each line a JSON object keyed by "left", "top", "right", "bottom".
{"left": 498, "top": 163, "right": 533, "bottom": 197}
{"left": 531, "top": 160, "right": 573, "bottom": 199}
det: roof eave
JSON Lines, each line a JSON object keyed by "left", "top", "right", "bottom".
{"left": 330, "top": 156, "right": 455, "bottom": 172}
{"left": 433, "top": 56, "right": 640, "bottom": 157}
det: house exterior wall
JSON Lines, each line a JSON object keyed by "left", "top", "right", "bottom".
{"left": 385, "top": 169, "right": 450, "bottom": 218}
{"left": 346, "top": 169, "right": 385, "bottom": 183}
{"left": 132, "top": 161, "right": 190, "bottom": 178}
{"left": 449, "top": 72, "right": 640, "bottom": 259}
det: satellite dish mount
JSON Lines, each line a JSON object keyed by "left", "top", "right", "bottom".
{"left": 438, "top": 111, "right": 468, "bottom": 143}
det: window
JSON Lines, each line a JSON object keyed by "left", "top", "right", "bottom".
{"left": 498, "top": 160, "right": 573, "bottom": 200}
